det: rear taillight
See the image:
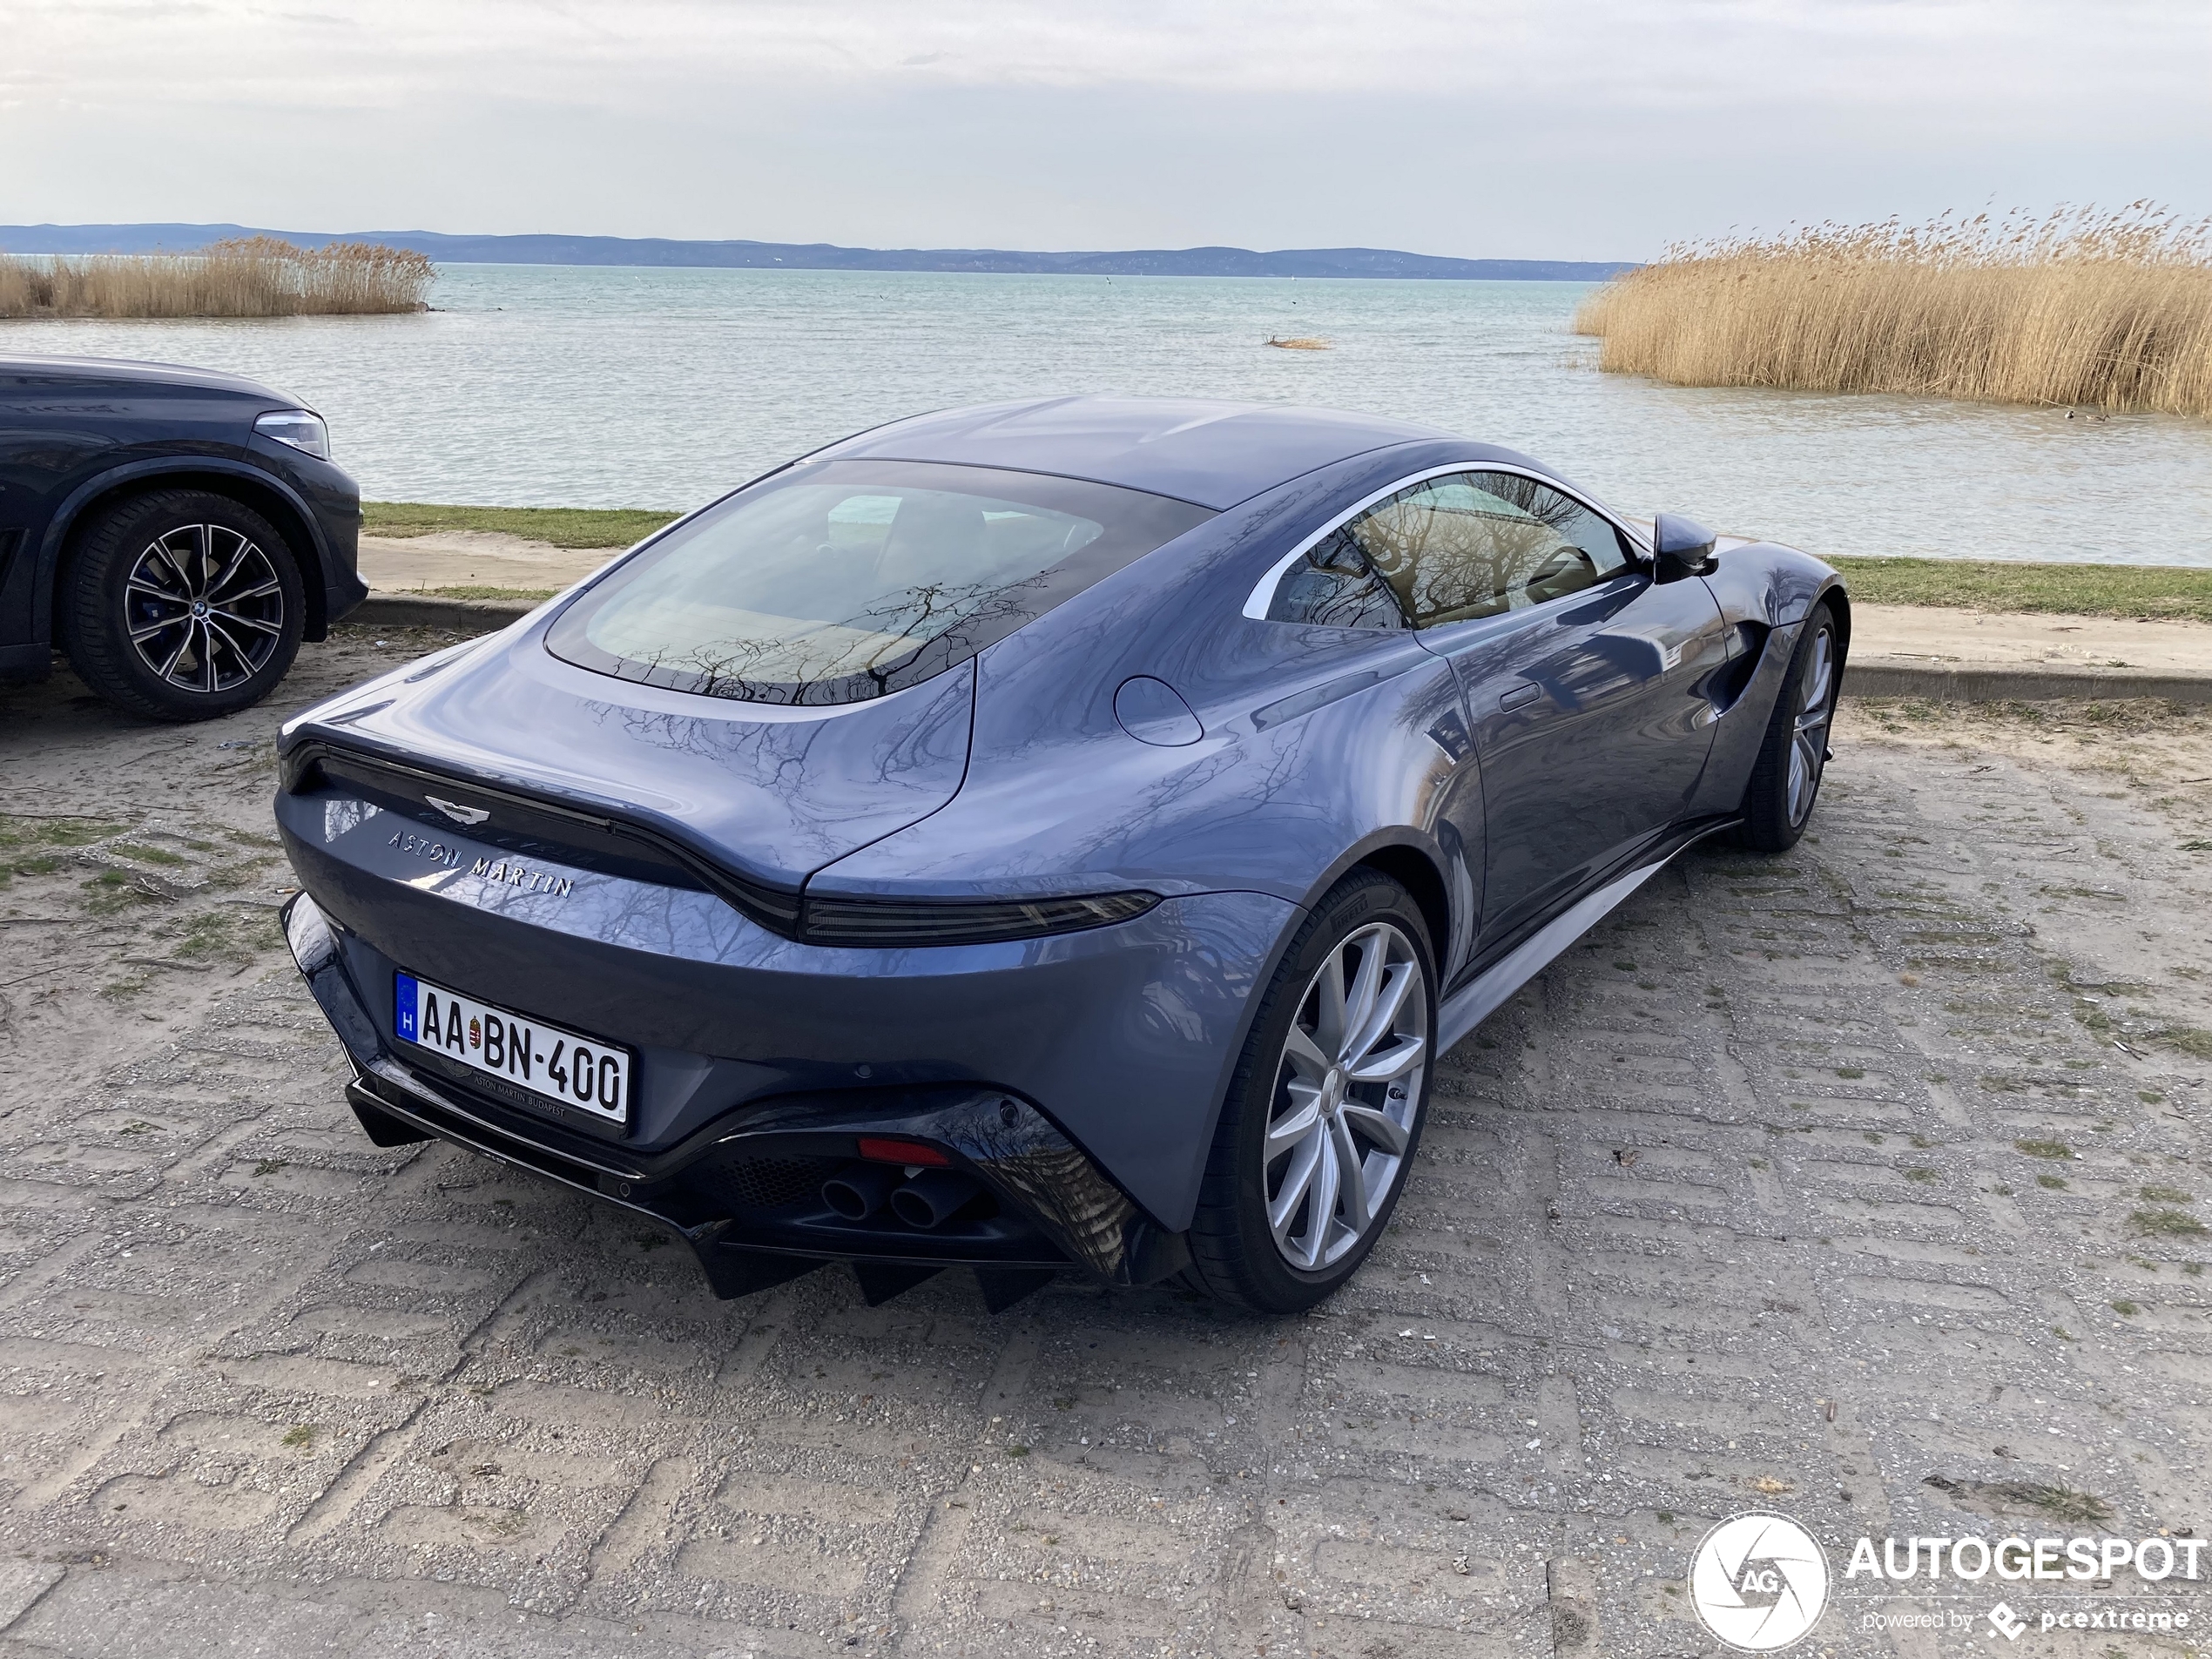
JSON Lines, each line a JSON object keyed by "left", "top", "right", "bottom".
{"left": 801, "top": 890, "right": 1159, "bottom": 947}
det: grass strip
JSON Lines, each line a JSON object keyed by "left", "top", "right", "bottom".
{"left": 1826, "top": 556, "right": 2212, "bottom": 624}
{"left": 363, "top": 502, "right": 681, "bottom": 550}
{"left": 362, "top": 503, "right": 2212, "bottom": 623}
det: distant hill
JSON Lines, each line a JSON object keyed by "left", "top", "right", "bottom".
{"left": 0, "top": 224, "right": 1633, "bottom": 282}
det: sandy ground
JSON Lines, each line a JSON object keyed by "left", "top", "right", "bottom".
{"left": 0, "top": 628, "right": 479, "bottom": 1105}
{"left": 361, "top": 532, "right": 623, "bottom": 597}
{"left": 1852, "top": 606, "right": 2212, "bottom": 675}
{"left": 360, "top": 533, "right": 2212, "bottom": 677}
{"left": 3, "top": 632, "right": 2212, "bottom": 1655}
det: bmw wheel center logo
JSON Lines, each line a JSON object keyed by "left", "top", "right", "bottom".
{"left": 1689, "top": 1512, "right": 1831, "bottom": 1650}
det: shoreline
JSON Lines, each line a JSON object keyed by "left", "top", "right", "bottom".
{"left": 350, "top": 520, "right": 2212, "bottom": 705}
{"left": 361, "top": 502, "right": 2212, "bottom": 624}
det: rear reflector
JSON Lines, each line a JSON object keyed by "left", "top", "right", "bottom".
{"left": 857, "top": 1136, "right": 951, "bottom": 1167}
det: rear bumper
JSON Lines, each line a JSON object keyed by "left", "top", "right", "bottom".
{"left": 276, "top": 786, "right": 1295, "bottom": 1229}
{"left": 283, "top": 892, "right": 1206, "bottom": 1299}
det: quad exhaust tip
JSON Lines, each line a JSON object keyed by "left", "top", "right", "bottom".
{"left": 820, "top": 1161, "right": 982, "bottom": 1230}
{"left": 888, "top": 1168, "right": 981, "bottom": 1229}
{"left": 821, "top": 1162, "right": 898, "bottom": 1220}
{"left": 823, "top": 1139, "right": 981, "bottom": 1231}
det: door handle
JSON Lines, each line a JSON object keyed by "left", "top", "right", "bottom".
{"left": 1499, "top": 683, "right": 1540, "bottom": 711}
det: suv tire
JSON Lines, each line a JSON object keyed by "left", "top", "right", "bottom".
{"left": 60, "top": 489, "right": 306, "bottom": 723}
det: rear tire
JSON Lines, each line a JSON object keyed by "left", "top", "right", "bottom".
{"left": 59, "top": 489, "right": 305, "bottom": 723}
{"left": 1730, "top": 601, "right": 1840, "bottom": 853}
{"left": 1184, "top": 869, "right": 1435, "bottom": 1314}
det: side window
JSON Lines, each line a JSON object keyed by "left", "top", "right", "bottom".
{"left": 1348, "top": 472, "right": 1634, "bottom": 628}
{"left": 1264, "top": 523, "right": 1406, "bottom": 631}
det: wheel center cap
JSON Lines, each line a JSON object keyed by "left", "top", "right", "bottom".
{"left": 1322, "top": 1067, "right": 1346, "bottom": 1108}
{"left": 191, "top": 601, "right": 208, "bottom": 618}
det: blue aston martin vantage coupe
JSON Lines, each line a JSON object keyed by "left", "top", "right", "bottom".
{"left": 276, "top": 397, "right": 1846, "bottom": 1313}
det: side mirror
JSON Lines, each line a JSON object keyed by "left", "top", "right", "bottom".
{"left": 1652, "top": 512, "right": 1716, "bottom": 582}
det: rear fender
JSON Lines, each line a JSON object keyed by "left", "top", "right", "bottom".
{"left": 1299, "top": 831, "right": 1466, "bottom": 984}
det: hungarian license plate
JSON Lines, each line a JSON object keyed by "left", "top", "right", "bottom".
{"left": 394, "top": 972, "right": 632, "bottom": 1125}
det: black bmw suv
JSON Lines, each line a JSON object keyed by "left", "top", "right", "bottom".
{"left": 0, "top": 354, "right": 367, "bottom": 721}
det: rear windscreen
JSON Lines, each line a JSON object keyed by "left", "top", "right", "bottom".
{"left": 544, "top": 459, "right": 1214, "bottom": 705}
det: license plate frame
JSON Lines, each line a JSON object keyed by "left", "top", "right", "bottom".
{"left": 394, "top": 971, "right": 634, "bottom": 1126}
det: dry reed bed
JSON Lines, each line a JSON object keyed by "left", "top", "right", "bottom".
{"left": 1576, "top": 206, "right": 2212, "bottom": 419}
{"left": 0, "top": 237, "right": 433, "bottom": 318}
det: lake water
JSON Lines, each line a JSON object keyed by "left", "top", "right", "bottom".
{"left": 7, "top": 264, "right": 2212, "bottom": 566}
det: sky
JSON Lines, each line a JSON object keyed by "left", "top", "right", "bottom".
{"left": 3, "top": 1, "right": 2209, "bottom": 261}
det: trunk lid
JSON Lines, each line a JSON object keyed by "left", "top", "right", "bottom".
{"left": 281, "top": 626, "right": 975, "bottom": 911}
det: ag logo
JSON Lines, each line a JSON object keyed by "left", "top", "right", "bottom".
{"left": 1688, "top": 1512, "right": 1831, "bottom": 1651}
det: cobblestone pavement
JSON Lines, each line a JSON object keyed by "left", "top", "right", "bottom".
{"left": 3, "top": 638, "right": 2211, "bottom": 1657}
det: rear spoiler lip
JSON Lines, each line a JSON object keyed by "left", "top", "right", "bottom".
{"left": 280, "top": 732, "right": 806, "bottom": 935}
{"left": 282, "top": 732, "right": 1167, "bottom": 949}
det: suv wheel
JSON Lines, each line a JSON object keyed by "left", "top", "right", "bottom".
{"left": 1184, "top": 869, "right": 1435, "bottom": 1313}
{"left": 61, "top": 489, "right": 306, "bottom": 722}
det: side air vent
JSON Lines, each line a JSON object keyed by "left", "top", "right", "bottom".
{"left": 1710, "top": 622, "right": 1773, "bottom": 714}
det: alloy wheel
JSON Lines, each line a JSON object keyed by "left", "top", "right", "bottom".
{"left": 125, "top": 523, "right": 287, "bottom": 695}
{"left": 1264, "top": 921, "right": 1427, "bottom": 1271}
{"left": 1786, "top": 624, "right": 1835, "bottom": 826}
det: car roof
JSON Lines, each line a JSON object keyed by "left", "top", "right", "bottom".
{"left": 0, "top": 354, "right": 289, "bottom": 401}
{"left": 812, "top": 395, "right": 1457, "bottom": 510}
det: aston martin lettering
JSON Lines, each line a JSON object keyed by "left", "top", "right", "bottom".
{"left": 388, "top": 830, "right": 462, "bottom": 867}
{"left": 469, "top": 857, "right": 576, "bottom": 897}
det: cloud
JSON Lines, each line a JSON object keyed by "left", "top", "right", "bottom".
{"left": 10, "top": 0, "right": 2207, "bottom": 100}
{"left": 1, "top": 0, "right": 2206, "bottom": 255}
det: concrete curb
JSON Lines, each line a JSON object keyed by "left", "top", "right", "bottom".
{"left": 345, "top": 595, "right": 2212, "bottom": 705}
{"left": 1844, "top": 659, "right": 2212, "bottom": 705}
{"left": 350, "top": 593, "right": 538, "bottom": 631}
